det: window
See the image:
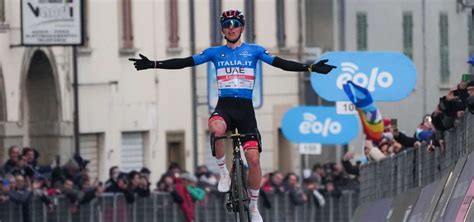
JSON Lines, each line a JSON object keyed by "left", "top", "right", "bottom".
{"left": 79, "top": 0, "right": 91, "bottom": 50}
{"left": 469, "top": 14, "right": 474, "bottom": 74}
{"left": 304, "top": 0, "right": 318, "bottom": 47}
{"left": 166, "top": 131, "right": 185, "bottom": 169}
{"left": 439, "top": 13, "right": 449, "bottom": 83}
{"left": 356, "top": 12, "right": 368, "bottom": 51}
{"left": 210, "top": 0, "right": 222, "bottom": 46}
{"left": 80, "top": 134, "right": 104, "bottom": 179}
{"left": 121, "top": 132, "right": 146, "bottom": 172}
{"left": 0, "top": 0, "right": 4, "bottom": 24}
{"left": 168, "top": 0, "right": 180, "bottom": 49}
{"left": 276, "top": 0, "right": 286, "bottom": 48}
{"left": 403, "top": 12, "right": 413, "bottom": 60}
{"left": 245, "top": 0, "right": 255, "bottom": 43}
{"left": 120, "top": 0, "right": 134, "bottom": 50}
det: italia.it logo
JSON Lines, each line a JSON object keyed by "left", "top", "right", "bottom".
{"left": 336, "top": 62, "right": 394, "bottom": 92}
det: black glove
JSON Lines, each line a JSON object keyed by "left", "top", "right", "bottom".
{"left": 129, "top": 54, "right": 155, "bottom": 71}
{"left": 311, "top": 59, "right": 337, "bottom": 74}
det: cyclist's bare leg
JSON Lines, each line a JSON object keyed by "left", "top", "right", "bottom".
{"left": 245, "top": 148, "right": 263, "bottom": 221}
{"left": 208, "top": 117, "right": 231, "bottom": 192}
{"left": 208, "top": 118, "right": 226, "bottom": 158}
{"left": 244, "top": 149, "right": 261, "bottom": 190}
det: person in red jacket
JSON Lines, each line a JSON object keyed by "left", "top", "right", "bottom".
{"left": 173, "top": 175, "right": 195, "bottom": 222}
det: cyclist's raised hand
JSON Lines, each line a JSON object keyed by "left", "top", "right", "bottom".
{"left": 129, "top": 54, "right": 155, "bottom": 71}
{"left": 311, "top": 59, "right": 337, "bottom": 74}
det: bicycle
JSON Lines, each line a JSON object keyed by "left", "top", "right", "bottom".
{"left": 210, "top": 129, "right": 261, "bottom": 222}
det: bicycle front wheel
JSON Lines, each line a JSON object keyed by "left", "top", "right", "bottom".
{"left": 233, "top": 159, "right": 250, "bottom": 222}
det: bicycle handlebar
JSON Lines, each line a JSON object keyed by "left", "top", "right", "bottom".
{"left": 213, "top": 132, "right": 259, "bottom": 141}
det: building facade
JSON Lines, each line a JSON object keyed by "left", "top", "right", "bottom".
{"left": 0, "top": 0, "right": 308, "bottom": 183}
{"left": 1, "top": 0, "right": 469, "bottom": 183}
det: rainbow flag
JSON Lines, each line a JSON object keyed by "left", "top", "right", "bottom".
{"left": 343, "top": 81, "right": 384, "bottom": 143}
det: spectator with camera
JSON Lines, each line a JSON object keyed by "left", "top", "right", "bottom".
{"left": 391, "top": 123, "right": 420, "bottom": 150}
{"left": 415, "top": 115, "right": 441, "bottom": 152}
{"left": 341, "top": 151, "right": 360, "bottom": 178}
{"left": 436, "top": 87, "right": 466, "bottom": 131}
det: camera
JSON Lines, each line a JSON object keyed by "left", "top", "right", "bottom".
{"left": 439, "top": 97, "right": 447, "bottom": 111}
{"left": 453, "top": 89, "right": 462, "bottom": 98}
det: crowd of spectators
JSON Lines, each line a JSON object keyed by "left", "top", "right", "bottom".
{"left": 0, "top": 146, "right": 105, "bottom": 221}
{"left": 0, "top": 143, "right": 361, "bottom": 222}
{"left": 360, "top": 74, "right": 474, "bottom": 163}
{"left": 260, "top": 161, "right": 359, "bottom": 209}
{"left": 8, "top": 76, "right": 473, "bottom": 220}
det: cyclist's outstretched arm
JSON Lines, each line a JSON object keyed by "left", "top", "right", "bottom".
{"left": 271, "top": 56, "right": 336, "bottom": 74}
{"left": 129, "top": 54, "right": 195, "bottom": 71}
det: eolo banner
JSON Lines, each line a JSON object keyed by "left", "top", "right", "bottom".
{"left": 281, "top": 52, "right": 417, "bottom": 144}
{"left": 311, "top": 52, "right": 417, "bottom": 101}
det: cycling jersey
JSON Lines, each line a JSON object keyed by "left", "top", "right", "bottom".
{"left": 192, "top": 43, "right": 275, "bottom": 99}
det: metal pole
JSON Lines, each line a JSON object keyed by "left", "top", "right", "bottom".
{"left": 73, "top": 46, "right": 80, "bottom": 155}
{"left": 422, "top": 0, "right": 427, "bottom": 115}
{"left": 297, "top": 0, "right": 304, "bottom": 105}
{"left": 338, "top": 0, "right": 346, "bottom": 51}
{"left": 189, "top": 0, "right": 198, "bottom": 170}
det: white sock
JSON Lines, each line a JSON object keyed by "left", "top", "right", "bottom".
{"left": 249, "top": 189, "right": 259, "bottom": 208}
{"left": 216, "top": 156, "right": 228, "bottom": 175}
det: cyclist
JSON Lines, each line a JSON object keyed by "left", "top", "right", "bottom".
{"left": 129, "top": 9, "right": 336, "bottom": 221}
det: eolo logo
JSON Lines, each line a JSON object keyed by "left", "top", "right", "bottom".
{"left": 311, "top": 52, "right": 417, "bottom": 102}
{"left": 298, "top": 113, "right": 342, "bottom": 137}
{"left": 336, "top": 62, "right": 393, "bottom": 92}
{"left": 281, "top": 107, "right": 359, "bottom": 144}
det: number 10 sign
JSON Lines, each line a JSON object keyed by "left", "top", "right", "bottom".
{"left": 336, "top": 101, "right": 357, "bottom": 115}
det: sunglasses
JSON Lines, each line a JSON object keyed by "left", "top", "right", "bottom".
{"left": 222, "top": 19, "right": 242, "bottom": 29}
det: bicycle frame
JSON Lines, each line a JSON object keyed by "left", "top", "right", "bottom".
{"left": 211, "top": 129, "right": 260, "bottom": 222}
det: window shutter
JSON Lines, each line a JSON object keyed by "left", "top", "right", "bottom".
{"left": 468, "top": 14, "right": 474, "bottom": 74}
{"left": 439, "top": 13, "right": 449, "bottom": 83}
{"left": 210, "top": 0, "right": 222, "bottom": 46}
{"left": 356, "top": 12, "right": 368, "bottom": 51}
{"left": 0, "top": 0, "right": 4, "bottom": 23}
{"left": 276, "top": 0, "right": 286, "bottom": 48}
{"left": 122, "top": 0, "right": 134, "bottom": 49}
{"left": 168, "top": 0, "right": 179, "bottom": 48}
{"left": 403, "top": 12, "right": 413, "bottom": 60}
{"left": 245, "top": 0, "right": 256, "bottom": 43}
